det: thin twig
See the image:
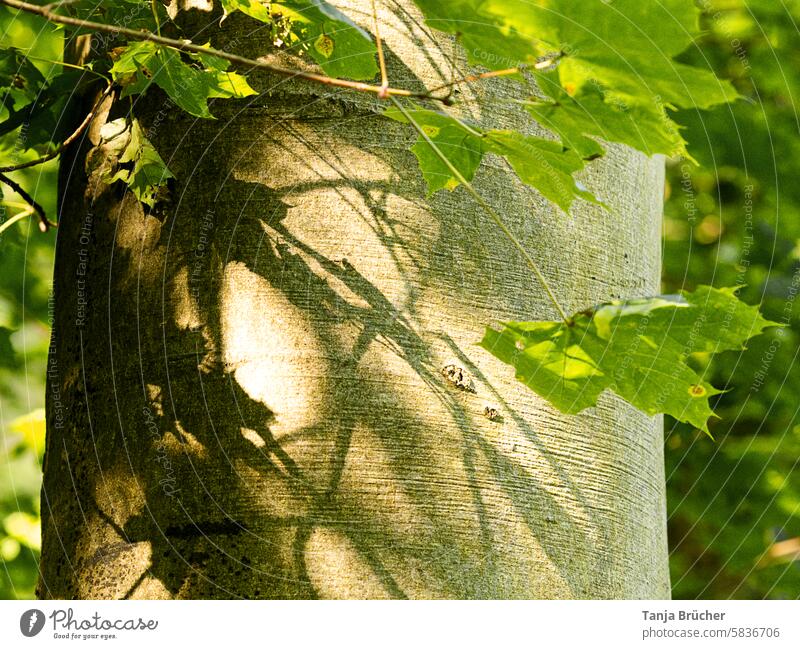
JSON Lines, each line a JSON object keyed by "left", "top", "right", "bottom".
{"left": 0, "top": 206, "right": 34, "bottom": 237}
{"left": 371, "top": 0, "right": 389, "bottom": 98}
{"left": 426, "top": 67, "right": 522, "bottom": 96}
{"left": 42, "top": 0, "right": 82, "bottom": 9}
{"left": 443, "top": 35, "right": 461, "bottom": 104}
{"left": 0, "top": 0, "right": 447, "bottom": 103}
{"left": 0, "top": 172, "right": 54, "bottom": 231}
{"left": 389, "top": 97, "right": 571, "bottom": 324}
{"left": 0, "top": 83, "right": 113, "bottom": 173}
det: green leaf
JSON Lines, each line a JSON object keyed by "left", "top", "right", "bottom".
{"left": 8, "top": 408, "right": 45, "bottom": 459}
{"left": 0, "top": 49, "right": 93, "bottom": 153}
{"left": 385, "top": 106, "right": 483, "bottom": 192}
{"left": 483, "top": 130, "right": 601, "bottom": 211}
{"left": 27, "top": 71, "right": 95, "bottom": 150}
{"left": 219, "top": 0, "right": 271, "bottom": 22}
{"left": 273, "top": 0, "right": 378, "bottom": 80}
{"left": 103, "top": 118, "right": 173, "bottom": 207}
{"left": 480, "top": 286, "right": 777, "bottom": 433}
{"left": 65, "top": 0, "right": 169, "bottom": 33}
{"left": 219, "top": 0, "right": 378, "bottom": 80}
{"left": 384, "top": 105, "right": 599, "bottom": 212}
{"left": 110, "top": 41, "right": 256, "bottom": 119}
{"left": 410, "top": 0, "right": 533, "bottom": 72}
{"left": 0, "top": 47, "right": 46, "bottom": 107}
{"left": 490, "top": 0, "right": 736, "bottom": 108}
{"left": 526, "top": 79, "right": 690, "bottom": 160}
{"left": 2, "top": 511, "right": 40, "bottom": 550}
{"left": 408, "top": 0, "right": 738, "bottom": 175}
{"left": 0, "top": 69, "right": 93, "bottom": 153}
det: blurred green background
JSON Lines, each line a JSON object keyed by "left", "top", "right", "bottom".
{"left": 0, "top": 5, "right": 59, "bottom": 599}
{"left": 0, "top": 0, "right": 798, "bottom": 599}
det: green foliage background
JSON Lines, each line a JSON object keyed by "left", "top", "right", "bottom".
{"left": 1, "top": 0, "right": 798, "bottom": 598}
{"left": 0, "top": 6, "right": 59, "bottom": 599}
{"left": 662, "top": 0, "right": 800, "bottom": 598}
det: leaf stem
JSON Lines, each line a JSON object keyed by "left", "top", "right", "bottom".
{"left": 16, "top": 52, "right": 105, "bottom": 78}
{"left": 150, "top": 0, "right": 161, "bottom": 36}
{"left": 456, "top": 119, "right": 485, "bottom": 139}
{"left": 389, "top": 97, "right": 571, "bottom": 324}
{"left": 446, "top": 36, "right": 460, "bottom": 100}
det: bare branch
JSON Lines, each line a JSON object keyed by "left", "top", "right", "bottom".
{"left": 0, "top": 172, "right": 55, "bottom": 231}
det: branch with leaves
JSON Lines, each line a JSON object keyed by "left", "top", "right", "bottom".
{"left": 0, "top": 0, "right": 486, "bottom": 102}
{"left": 0, "top": 0, "right": 773, "bottom": 433}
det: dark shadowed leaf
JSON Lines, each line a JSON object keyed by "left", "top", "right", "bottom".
{"left": 103, "top": 118, "right": 173, "bottom": 207}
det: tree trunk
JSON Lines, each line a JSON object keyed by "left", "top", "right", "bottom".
{"left": 39, "top": 1, "right": 669, "bottom": 599}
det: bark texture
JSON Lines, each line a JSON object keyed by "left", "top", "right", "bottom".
{"left": 39, "top": 0, "right": 670, "bottom": 599}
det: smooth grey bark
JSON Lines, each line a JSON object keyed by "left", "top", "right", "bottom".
{"left": 39, "top": 1, "right": 669, "bottom": 599}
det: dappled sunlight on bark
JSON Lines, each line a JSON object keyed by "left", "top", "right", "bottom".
{"left": 39, "top": 0, "right": 668, "bottom": 600}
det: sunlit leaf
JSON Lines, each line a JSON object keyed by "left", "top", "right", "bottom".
{"left": 480, "top": 286, "right": 777, "bottom": 433}
{"left": 527, "top": 79, "right": 690, "bottom": 160}
{"left": 220, "top": 0, "right": 271, "bottom": 22}
{"left": 410, "top": 0, "right": 532, "bottom": 73}
{"left": 274, "top": 0, "right": 378, "bottom": 80}
{"left": 384, "top": 104, "right": 599, "bottom": 211}
{"left": 219, "top": 0, "right": 378, "bottom": 80}
{"left": 411, "top": 0, "right": 737, "bottom": 158}
{"left": 0, "top": 537, "right": 20, "bottom": 561}
{"left": 110, "top": 41, "right": 256, "bottom": 119}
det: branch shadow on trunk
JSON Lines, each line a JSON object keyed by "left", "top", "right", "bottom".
{"left": 39, "top": 8, "right": 623, "bottom": 600}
